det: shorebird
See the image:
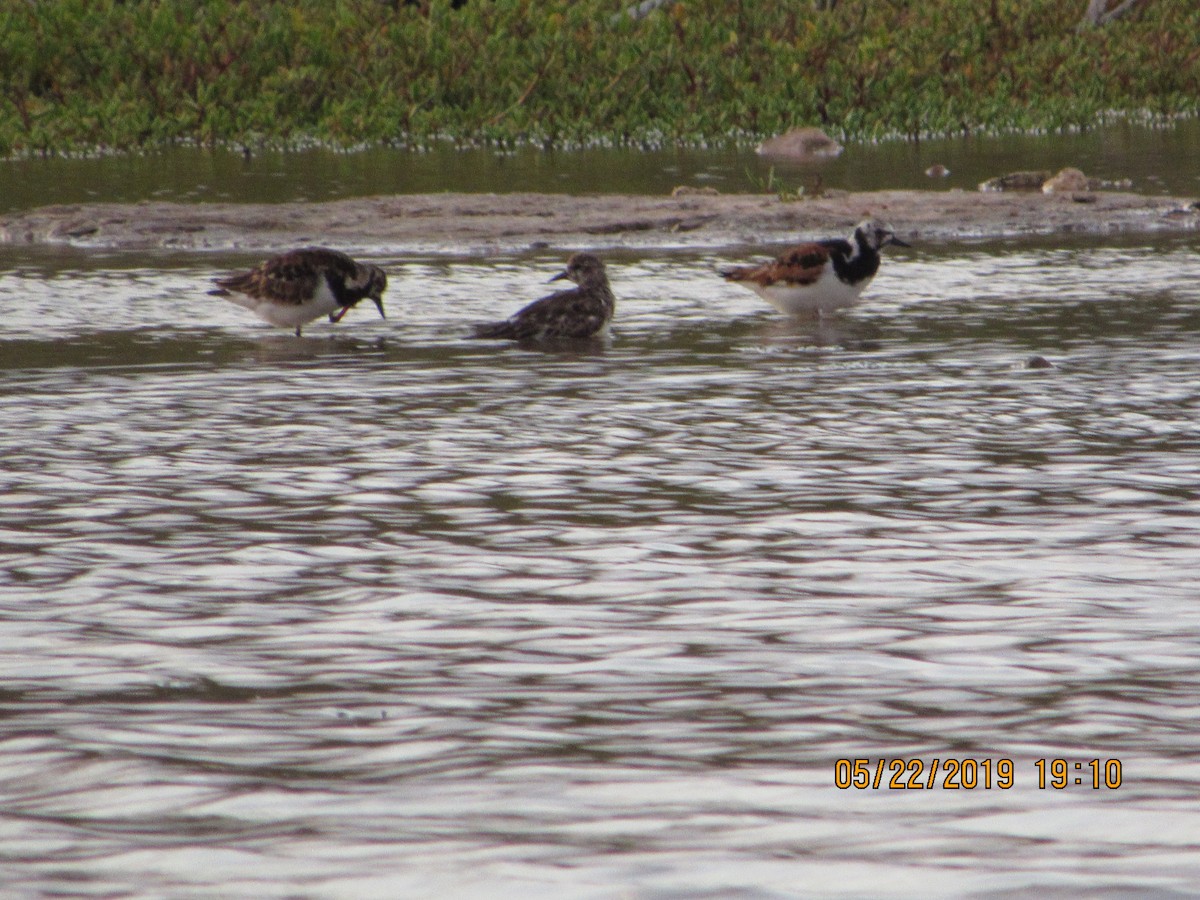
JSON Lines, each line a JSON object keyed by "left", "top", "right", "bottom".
{"left": 721, "top": 219, "right": 909, "bottom": 317}
{"left": 210, "top": 248, "right": 387, "bottom": 336}
{"left": 473, "top": 253, "right": 615, "bottom": 341}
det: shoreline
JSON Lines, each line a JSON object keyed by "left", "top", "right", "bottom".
{"left": 1, "top": 190, "right": 1197, "bottom": 255}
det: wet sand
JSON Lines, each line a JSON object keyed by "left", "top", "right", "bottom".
{"left": 1, "top": 189, "right": 1197, "bottom": 254}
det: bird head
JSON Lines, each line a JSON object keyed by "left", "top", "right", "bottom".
{"left": 550, "top": 252, "right": 608, "bottom": 286}
{"left": 856, "top": 219, "right": 911, "bottom": 250}
{"left": 362, "top": 264, "right": 388, "bottom": 318}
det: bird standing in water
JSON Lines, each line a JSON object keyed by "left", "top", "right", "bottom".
{"left": 473, "top": 253, "right": 615, "bottom": 341}
{"left": 210, "top": 247, "right": 387, "bottom": 336}
{"left": 721, "top": 219, "right": 909, "bottom": 317}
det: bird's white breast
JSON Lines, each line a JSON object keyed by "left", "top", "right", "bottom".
{"left": 230, "top": 277, "right": 339, "bottom": 329}
{"left": 752, "top": 273, "right": 871, "bottom": 316}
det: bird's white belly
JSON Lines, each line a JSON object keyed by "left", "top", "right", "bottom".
{"left": 228, "top": 280, "right": 339, "bottom": 329}
{"left": 752, "top": 275, "right": 870, "bottom": 316}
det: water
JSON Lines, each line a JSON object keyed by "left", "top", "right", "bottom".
{"left": 3, "top": 118, "right": 1198, "bottom": 213}
{"left": 3, "top": 233, "right": 1200, "bottom": 897}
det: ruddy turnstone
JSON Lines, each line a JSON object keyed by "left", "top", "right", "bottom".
{"left": 210, "top": 247, "right": 387, "bottom": 336}
{"left": 473, "top": 252, "right": 615, "bottom": 341}
{"left": 721, "top": 219, "right": 909, "bottom": 317}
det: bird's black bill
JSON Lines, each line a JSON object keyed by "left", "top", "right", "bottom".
{"left": 549, "top": 270, "right": 569, "bottom": 283}
{"left": 889, "top": 236, "right": 912, "bottom": 248}
{"left": 373, "top": 298, "right": 386, "bottom": 319}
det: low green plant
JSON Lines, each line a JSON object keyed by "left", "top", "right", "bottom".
{"left": 745, "top": 166, "right": 823, "bottom": 202}
{"left": 0, "top": 0, "right": 1196, "bottom": 155}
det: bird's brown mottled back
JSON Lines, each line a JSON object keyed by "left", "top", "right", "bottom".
{"left": 722, "top": 243, "right": 832, "bottom": 288}
{"left": 214, "top": 248, "right": 360, "bottom": 306}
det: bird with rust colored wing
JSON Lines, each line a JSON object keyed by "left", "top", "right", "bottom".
{"left": 210, "top": 247, "right": 387, "bottom": 336}
{"left": 473, "top": 253, "right": 615, "bottom": 342}
{"left": 722, "top": 219, "right": 909, "bottom": 317}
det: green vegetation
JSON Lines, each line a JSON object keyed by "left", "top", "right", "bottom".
{"left": 2, "top": 0, "right": 1197, "bottom": 155}
{"left": 745, "top": 166, "right": 821, "bottom": 202}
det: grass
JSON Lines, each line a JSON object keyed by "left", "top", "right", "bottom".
{"left": 744, "top": 166, "right": 823, "bottom": 201}
{"left": 1, "top": 0, "right": 1197, "bottom": 155}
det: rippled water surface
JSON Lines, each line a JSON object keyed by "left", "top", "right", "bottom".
{"left": 3, "top": 237, "right": 1200, "bottom": 897}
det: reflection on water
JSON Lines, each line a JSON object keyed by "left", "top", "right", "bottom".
{"left": 2, "top": 238, "right": 1200, "bottom": 896}
{"left": 2, "top": 119, "right": 1199, "bottom": 213}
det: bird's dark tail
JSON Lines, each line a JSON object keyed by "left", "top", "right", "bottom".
{"left": 211, "top": 271, "right": 255, "bottom": 296}
{"left": 472, "top": 320, "right": 516, "bottom": 340}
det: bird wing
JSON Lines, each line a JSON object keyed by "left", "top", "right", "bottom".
{"left": 213, "top": 248, "right": 355, "bottom": 305}
{"left": 475, "top": 286, "right": 607, "bottom": 340}
{"left": 721, "top": 242, "right": 831, "bottom": 288}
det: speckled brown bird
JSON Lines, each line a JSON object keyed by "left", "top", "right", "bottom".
{"left": 473, "top": 253, "right": 615, "bottom": 341}
{"left": 721, "top": 219, "right": 909, "bottom": 317}
{"left": 210, "top": 248, "right": 387, "bottom": 336}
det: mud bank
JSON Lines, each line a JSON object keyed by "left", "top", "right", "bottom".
{"left": 1, "top": 190, "right": 1197, "bottom": 255}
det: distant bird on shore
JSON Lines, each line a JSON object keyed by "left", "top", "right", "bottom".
{"left": 473, "top": 252, "right": 615, "bottom": 341}
{"left": 721, "top": 219, "right": 909, "bottom": 317}
{"left": 210, "top": 248, "right": 387, "bottom": 336}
